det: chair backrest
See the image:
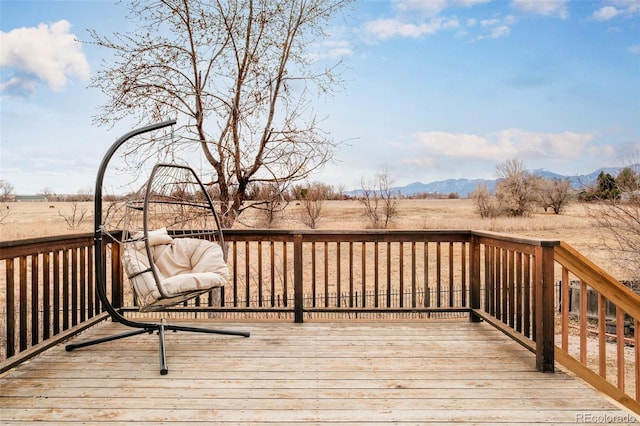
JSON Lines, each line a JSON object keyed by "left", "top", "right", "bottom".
{"left": 121, "top": 163, "right": 227, "bottom": 310}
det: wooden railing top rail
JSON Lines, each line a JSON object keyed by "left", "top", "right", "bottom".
{"left": 225, "top": 229, "right": 475, "bottom": 246}
{"left": 0, "top": 233, "right": 95, "bottom": 260}
{"left": 471, "top": 230, "right": 561, "bottom": 248}
{"left": 1, "top": 229, "right": 565, "bottom": 246}
{"left": 554, "top": 241, "right": 640, "bottom": 319}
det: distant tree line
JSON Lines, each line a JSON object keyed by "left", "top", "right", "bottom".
{"left": 471, "top": 159, "right": 640, "bottom": 219}
{"left": 577, "top": 168, "right": 640, "bottom": 201}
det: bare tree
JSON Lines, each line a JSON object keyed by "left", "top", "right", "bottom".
{"left": 539, "top": 177, "right": 572, "bottom": 214}
{"left": 298, "top": 181, "right": 329, "bottom": 229}
{"left": 359, "top": 168, "right": 398, "bottom": 228}
{"left": 585, "top": 164, "right": 640, "bottom": 280}
{"left": 0, "top": 179, "right": 14, "bottom": 202}
{"left": 494, "top": 158, "right": 539, "bottom": 217}
{"left": 89, "top": 0, "right": 351, "bottom": 227}
{"left": 249, "top": 182, "right": 287, "bottom": 228}
{"left": 587, "top": 196, "right": 640, "bottom": 280}
{"left": 0, "top": 181, "right": 14, "bottom": 223}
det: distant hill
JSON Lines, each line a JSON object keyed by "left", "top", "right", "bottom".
{"left": 347, "top": 165, "right": 636, "bottom": 198}
{"left": 395, "top": 178, "right": 497, "bottom": 197}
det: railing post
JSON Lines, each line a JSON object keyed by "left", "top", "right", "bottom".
{"left": 5, "top": 258, "right": 15, "bottom": 358}
{"left": 469, "top": 235, "right": 481, "bottom": 322}
{"left": 535, "top": 244, "right": 555, "bottom": 372}
{"left": 294, "top": 233, "right": 304, "bottom": 323}
{"left": 110, "top": 239, "right": 123, "bottom": 309}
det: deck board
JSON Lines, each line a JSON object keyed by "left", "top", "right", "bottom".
{"left": 0, "top": 320, "right": 636, "bottom": 424}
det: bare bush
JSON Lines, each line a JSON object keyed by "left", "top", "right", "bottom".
{"left": 359, "top": 168, "right": 399, "bottom": 228}
{"left": 470, "top": 183, "right": 499, "bottom": 218}
{"left": 298, "top": 182, "right": 330, "bottom": 229}
{"left": 58, "top": 202, "right": 89, "bottom": 230}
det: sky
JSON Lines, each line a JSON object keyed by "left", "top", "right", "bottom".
{"left": 1, "top": 0, "right": 639, "bottom": 195}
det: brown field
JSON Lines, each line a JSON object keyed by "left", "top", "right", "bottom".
{"left": 0, "top": 198, "right": 625, "bottom": 280}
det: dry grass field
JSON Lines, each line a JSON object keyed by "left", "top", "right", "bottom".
{"left": 0, "top": 198, "right": 625, "bottom": 280}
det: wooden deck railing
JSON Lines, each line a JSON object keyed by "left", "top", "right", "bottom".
{"left": 0, "top": 233, "right": 121, "bottom": 372}
{"left": 1, "top": 229, "right": 638, "bottom": 414}
{"left": 221, "top": 230, "right": 474, "bottom": 322}
{"left": 468, "top": 232, "right": 558, "bottom": 373}
{"left": 554, "top": 241, "right": 640, "bottom": 414}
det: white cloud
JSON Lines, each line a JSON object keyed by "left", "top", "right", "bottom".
{"left": 393, "top": 0, "right": 449, "bottom": 18}
{"left": 629, "top": 45, "right": 640, "bottom": 54}
{"left": 394, "top": 0, "right": 493, "bottom": 16}
{"left": 480, "top": 18, "right": 501, "bottom": 26}
{"left": 308, "top": 40, "right": 352, "bottom": 61}
{"left": 472, "top": 15, "right": 516, "bottom": 41}
{"left": 0, "top": 20, "right": 90, "bottom": 94}
{"left": 593, "top": 6, "right": 620, "bottom": 21}
{"left": 587, "top": 144, "right": 617, "bottom": 159}
{"left": 488, "top": 25, "right": 511, "bottom": 39}
{"left": 362, "top": 0, "right": 501, "bottom": 41}
{"left": 456, "top": 0, "right": 493, "bottom": 6}
{"left": 410, "top": 129, "right": 594, "bottom": 162}
{"left": 0, "top": 76, "right": 39, "bottom": 97}
{"left": 593, "top": 0, "right": 640, "bottom": 20}
{"left": 511, "top": 0, "right": 569, "bottom": 19}
{"left": 610, "top": 0, "right": 640, "bottom": 14}
{"left": 362, "top": 17, "right": 459, "bottom": 40}
{"left": 414, "top": 131, "right": 516, "bottom": 160}
{"left": 497, "top": 129, "right": 594, "bottom": 159}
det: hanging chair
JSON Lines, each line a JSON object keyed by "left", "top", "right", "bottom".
{"left": 66, "top": 120, "right": 249, "bottom": 375}
{"left": 122, "top": 163, "right": 229, "bottom": 312}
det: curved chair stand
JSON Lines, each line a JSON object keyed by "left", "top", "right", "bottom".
{"left": 65, "top": 120, "right": 249, "bottom": 375}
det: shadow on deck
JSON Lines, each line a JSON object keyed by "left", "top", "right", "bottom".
{"left": 0, "top": 319, "right": 635, "bottom": 424}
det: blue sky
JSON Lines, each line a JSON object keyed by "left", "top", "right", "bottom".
{"left": 1, "top": 0, "right": 639, "bottom": 195}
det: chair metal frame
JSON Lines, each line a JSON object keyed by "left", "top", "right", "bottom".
{"left": 65, "top": 120, "right": 249, "bottom": 375}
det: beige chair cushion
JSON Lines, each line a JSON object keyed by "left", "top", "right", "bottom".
{"left": 122, "top": 232, "right": 229, "bottom": 310}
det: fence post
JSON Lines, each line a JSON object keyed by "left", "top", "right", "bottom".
{"left": 294, "top": 233, "right": 304, "bottom": 323}
{"left": 535, "top": 244, "right": 555, "bottom": 372}
{"left": 469, "top": 235, "right": 481, "bottom": 322}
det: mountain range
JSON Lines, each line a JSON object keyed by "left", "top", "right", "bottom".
{"left": 371, "top": 166, "right": 634, "bottom": 198}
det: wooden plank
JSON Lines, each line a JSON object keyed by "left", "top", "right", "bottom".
{"left": 0, "top": 396, "right": 618, "bottom": 411}
{"left": 0, "top": 321, "right": 635, "bottom": 425}
{"left": 1, "top": 407, "right": 633, "bottom": 423}
{"left": 0, "top": 384, "right": 610, "bottom": 400}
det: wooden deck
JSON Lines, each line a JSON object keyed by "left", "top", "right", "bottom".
{"left": 0, "top": 319, "right": 636, "bottom": 424}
